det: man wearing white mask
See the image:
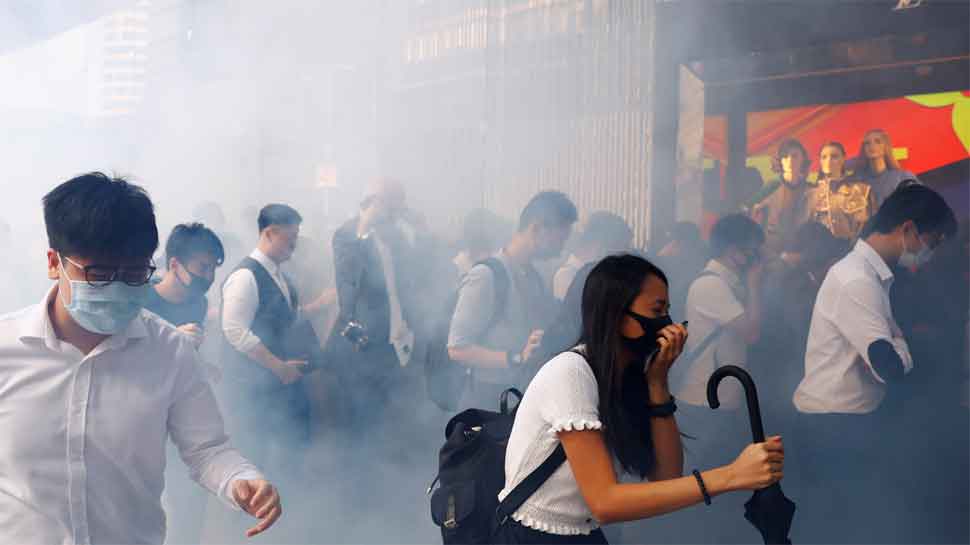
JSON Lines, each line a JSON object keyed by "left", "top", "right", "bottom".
{"left": 0, "top": 173, "right": 281, "bottom": 544}
{"left": 793, "top": 183, "right": 957, "bottom": 543}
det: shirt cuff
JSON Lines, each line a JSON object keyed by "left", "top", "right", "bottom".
{"left": 222, "top": 469, "right": 267, "bottom": 511}
{"left": 223, "top": 328, "right": 262, "bottom": 354}
{"left": 891, "top": 337, "right": 914, "bottom": 374}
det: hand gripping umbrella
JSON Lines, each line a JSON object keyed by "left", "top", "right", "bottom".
{"left": 707, "top": 365, "right": 796, "bottom": 545}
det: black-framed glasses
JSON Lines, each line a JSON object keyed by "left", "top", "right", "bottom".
{"left": 61, "top": 255, "right": 156, "bottom": 287}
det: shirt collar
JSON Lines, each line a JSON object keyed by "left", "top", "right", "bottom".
{"left": 565, "top": 254, "right": 586, "bottom": 270}
{"left": 250, "top": 248, "right": 280, "bottom": 276}
{"left": 18, "top": 283, "right": 148, "bottom": 350}
{"left": 854, "top": 239, "right": 894, "bottom": 284}
{"left": 453, "top": 251, "right": 474, "bottom": 272}
{"left": 17, "top": 284, "right": 56, "bottom": 343}
{"left": 704, "top": 258, "right": 742, "bottom": 290}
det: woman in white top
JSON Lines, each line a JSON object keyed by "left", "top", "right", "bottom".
{"left": 494, "top": 254, "right": 785, "bottom": 544}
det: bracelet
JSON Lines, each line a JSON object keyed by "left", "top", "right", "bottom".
{"left": 692, "top": 469, "right": 712, "bottom": 505}
{"left": 506, "top": 351, "right": 523, "bottom": 366}
{"left": 645, "top": 395, "right": 677, "bottom": 417}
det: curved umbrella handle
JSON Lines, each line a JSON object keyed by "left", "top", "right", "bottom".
{"left": 706, "top": 365, "right": 766, "bottom": 443}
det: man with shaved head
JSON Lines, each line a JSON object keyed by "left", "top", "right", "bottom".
{"left": 328, "top": 177, "right": 432, "bottom": 435}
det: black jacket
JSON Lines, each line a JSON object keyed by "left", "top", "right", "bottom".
{"left": 328, "top": 218, "right": 433, "bottom": 368}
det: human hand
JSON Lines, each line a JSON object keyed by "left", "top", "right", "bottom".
{"left": 177, "top": 323, "right": 204, "bottom": 348}
{"left": 521, "top": 329, "right": 545, "bottom": 363}
{"left": 304, "top": 287, "right": 338, "bottom": 315}
{"left": 273, "top": 359, "right": 307, "bottom": 385}
{"left": 357, "top": 198, "right": 386, "bottom": 237}
{"left": 232, "top": 479, "right": 282, "bottom": 538}
{"left": 645, "top": 322, "right": 688, "bottom": 383}
{"left": 657, "top": 241, "right": 679, "bottom": 258}
{"left": 726, "top": 436, "right": 784, "bottom": 491}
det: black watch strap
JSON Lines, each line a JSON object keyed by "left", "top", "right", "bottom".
{"left": 645, "top": 395, "right": 677, "bottom": 417}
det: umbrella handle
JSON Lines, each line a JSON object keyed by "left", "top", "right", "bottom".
{"left": 706, "top": 365, "right": 766, "bottom": 443}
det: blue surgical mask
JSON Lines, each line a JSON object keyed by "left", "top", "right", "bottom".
{"left": 59, "top": 261, "right": 150, "bottom": 335}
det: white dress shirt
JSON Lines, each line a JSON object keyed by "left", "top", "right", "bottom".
{"left": 552, "top": 254, "right": 588, "bottom": 301}
{"left": 222, "top": 249, "right": 296, "bottom": 353}
{"left": 0, "top": 286, "right": 262, "bottom": 545}
{"left": 372, "top": 232, "right": 414, "bottom": 367}
{"left": 675, "top": 259, "right": 747, "bottom": 409}
{"left": 794, "top": 240, "right": 914, "bottom": 414}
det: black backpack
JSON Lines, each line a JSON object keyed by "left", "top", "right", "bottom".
{"left": 425, "top": 258, "right": 511, "bottom": 411}
{"left": 428, "top": 389, "right": 566, "bottom": 544}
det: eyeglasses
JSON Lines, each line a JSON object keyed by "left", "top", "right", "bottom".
{"left": 61, "top": 255, "right": 156, "bottom": 287}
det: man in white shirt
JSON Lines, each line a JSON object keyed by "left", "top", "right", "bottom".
{"left": 792, "top": 184, "right": 957, "bottom": 543}
{"left": 795, "top": 185, "right": 957, "bottom": 412}
{"left": 221, "top": 204, "right": 330, "bottom": 475}
{"left": 675, "top": 214, "right": 765, "bottom": 411}
{"left": 0, "top": 172, "right": 281, "bottom": 544}
{"left": 667, "top": 214, "right": 767, "bottom": 544}
{"left": 552, "top": 211, "right": 633, "bottom": 300}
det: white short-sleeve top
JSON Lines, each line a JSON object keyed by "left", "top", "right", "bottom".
{"left": 497, "top": 350, "right": 604, "bottom": 535}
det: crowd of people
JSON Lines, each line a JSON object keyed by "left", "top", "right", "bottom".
{"left": 0, "top": 126, "right": 966, "bottom": 545}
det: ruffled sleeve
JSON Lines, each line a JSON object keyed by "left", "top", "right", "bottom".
{"left": 549, "top": 418, "right": 602, "bottom": 434}
{"left": 531, "top": 351, "right": 602, "bottom": 435}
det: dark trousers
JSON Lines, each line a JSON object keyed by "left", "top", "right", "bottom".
{"left": 790, "top": 410, "right": 901, "bottom": 544}
{"left": 493, "top": 519, "right": 609, "bottom": 545}
{"left": 219, "top": 377, "right": 310, "bottom": 476}
{"left": 333, "top": 341, "right": 419, "bottom": 435}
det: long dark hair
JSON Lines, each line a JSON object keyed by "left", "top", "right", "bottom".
{"left": 770, "top": 138, "right": 810, "bottom": 179}
{"left": 580, "top": 254, "right": 668, "bottom": 478}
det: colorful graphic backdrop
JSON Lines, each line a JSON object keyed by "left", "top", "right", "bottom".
{"left": 704, "top": 91, "right": 970, "bottom": 182}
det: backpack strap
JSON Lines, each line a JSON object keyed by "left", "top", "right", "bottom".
{"left": 494, "top": 349, "right": 578, "bottom": 525}
{"left": 678, "top": 270, "right": 732, "bottom": 368}
{"left": 494, "top": 444, "right": 567, "bottom": 527}
{"left": 678, "top": 324, "right": 726, "bottom": 368}
{"left": 478, "top": 258, "right": 511, "bottom": 333}
{"left": 457, "top": 259, "right": 512, "bottom": 391}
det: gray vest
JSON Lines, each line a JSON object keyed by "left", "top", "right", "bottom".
{"left": 221, "top": 257, "right": 298, "bottom": 388}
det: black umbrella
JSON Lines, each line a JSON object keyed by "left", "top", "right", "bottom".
{"left": 707, "top": 365, "right": 796, "bottom": 545}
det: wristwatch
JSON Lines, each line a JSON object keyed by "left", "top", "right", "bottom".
{"left": 507, "top": 351, "right": 523, "bottom": 366}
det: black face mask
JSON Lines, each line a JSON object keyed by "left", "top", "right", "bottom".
{"left": 178, "top": 268, "right": 213, "bottom": 297}
{"left": 621, "top": 311, "right": 673, "bottom": 360}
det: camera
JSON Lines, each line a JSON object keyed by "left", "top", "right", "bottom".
{"left": 340, "top": 320, "right": 370, "bottom": 351}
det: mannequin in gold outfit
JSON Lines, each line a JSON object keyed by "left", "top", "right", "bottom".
{"left": 808, "top": 142, "right": 876, "bottom": 240}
